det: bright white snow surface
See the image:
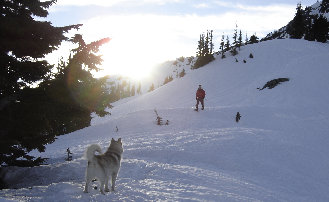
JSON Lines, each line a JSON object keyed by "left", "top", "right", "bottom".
{"left": 1, "top": 39, "right": 329, "bottom": 201}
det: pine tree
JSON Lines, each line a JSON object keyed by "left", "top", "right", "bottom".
{"left": 225, "top": 36, "right": 230, "bottom": 51}
{"left": 137, "top": 82, "right": 142, "bottom": 94}
{"left": 0, "top": 0, "right": 81, "bottom": 100}
{"left": 0, "top": 1, "right": 114, "bottom": 166}
{"left": 179, "top": 69, "right": 186, "bottom": 77}
{"left": 312, "top": 15, "right": 329, "bottom": 42}
{"left": 238, "top": 30, "right": 243, "bottom": 50}
{"left": 209, "top": 30, "right": 214, "bottom": 55}
{"left": 245, "top": 32, "right": 249, "bottom": 45}
{"left": 193, "top": 30, "right": 215, "bottom": 69}
{"left": 131, "top": 84, "right": 136, "bottom": 96}
{"left": 232, "top": 24, "right": 238, "bottom": 47}
{"left": 196, "top": 34, "right": 205, "bottom": 57}
{"left": 289, "top": 3, "right": 305, "bottom": 39}
{"left": 320, "top": 0, "right": 329, "bottom": 13}
{"left": 220, "top": 34, "right": 225, "bottom": 58}
{"left": 249, "top": 34, "right": 259, "bottom": 44}
{"left": 230, "top": 24, "right": 238, "bottom": 56}
{"left": 204, "top": 32, "right": 210, "bottom": 56}
{"left": 148, "top": 83, "right": 155, "bottom": 92}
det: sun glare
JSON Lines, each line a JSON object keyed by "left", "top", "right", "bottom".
{"left": 98, "top": 43, "right": 155, "bottom": 80}
{"left": 82, "top": 14, "right": 193, "bottom": 81}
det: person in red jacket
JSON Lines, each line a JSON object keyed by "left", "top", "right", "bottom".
{"left": 195, "top": 85, "right": 206, "bottom": 110}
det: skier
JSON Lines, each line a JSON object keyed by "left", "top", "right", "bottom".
{"left": 195, "top": 85, "right": 206, "bottom": 111}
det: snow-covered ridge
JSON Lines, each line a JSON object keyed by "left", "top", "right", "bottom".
{"left": 1, "top": 39, "right": 329, "bottom": 201}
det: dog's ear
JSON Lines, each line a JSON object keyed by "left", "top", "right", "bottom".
{"left": 111, "top": 138, "right": 115, "bottom": 142}
{"left": 118, "top": 138, "right": 122, "bottom": 144}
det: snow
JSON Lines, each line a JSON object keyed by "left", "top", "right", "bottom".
{"left": 1, "top": 39, "right": 329, "bottom": 201}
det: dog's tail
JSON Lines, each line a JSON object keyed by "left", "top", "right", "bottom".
{"left": 84, "top": 144, "right": 102, "bottom": 161}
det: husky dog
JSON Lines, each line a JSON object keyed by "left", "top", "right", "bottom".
{"left": 83, "top": 138, "right": 123, "bottom": 194}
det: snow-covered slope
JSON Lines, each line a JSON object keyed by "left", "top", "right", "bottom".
{"left": 1, "top": 39, "right": 329, "bottom": 201}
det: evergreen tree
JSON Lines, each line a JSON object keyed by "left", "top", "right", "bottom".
{"left": 209, "top": 30, "right": 214, "bottom": 55}
{"left": 193, "top": 30, "right": 215, "bottom": 69}
{"left": 320, "top": 0, "right": 329, "bottom": 13}
{"left": 204, "top": 32, "right": 210, "bottom": 56}
{"left": 249, "top": 34, "right": 259, "bottom": 44}
{"left": 0, "top": 0, "right": 81, "bottom": 101}
{"left": 311, "top": 15, "right": 329, "bottom": 42}
{"left": 137, "top": 82, "right": 142, "bottom": 94}
{"left": 230, "top": 25, "right": 238, "bottom": 56}
{"left": 196, "top": 34, "right": 205, "bottom": 57}
{"left": 126, "top": 82, "right": 131, "bottom": 98}
{"left": 0, "top": 1, "right": 113, "bottom": 166}
{"left": 238, "top": 30, "right": 243, "bottom": 50}
{"left": 131, "top": 84, "right": 136, "bottom": 96}
{"left": 232, "top": 24, "right": 238, "bottom": 47}
{"left": 245, "top": 33, "right": 249, "bottom": 45}
{"left": 179, "top": 69, "right": 186, "bottom": 77}
{"left": 289, "top": 3, "right": 305, "bottom": 39}
{"left": 1, "top": 34, "right": 111, "bottom": 166}
{"left": 225, "top": 36, "right": 230, "bottom": 51}
{"left": 148, "top": 83, "right": 155, "bottom": 92}
{"left": 220, "top": 34, "right": 225, "bottom": 58}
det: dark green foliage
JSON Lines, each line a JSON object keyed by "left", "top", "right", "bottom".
{"left": 0, "top": 0, "right": 112, "bottom": 167}
{"left": 193, "top": 30, "right": 215, "bottom": 69}
{"left": 219, "top": 34, "right": 225, "bottom": 58}
{"left": 0, "top": 35, "right": 112, "bottom": 167}
{"left": 231, "top": 48, "right": 238, "bottom": 56}
{"left": 193, "top": 54, "right": 215, "bottom": 69}
{"left": 306, "top": 15, "right": 329, "bottom": 43}
{"left": 248, "top": 34, "right": 259, "bottom": 44}
{"left": 225, "top": 36, "right": 230, "bottom": 51}
{"left": 0, "top": 0, "right": 82, "bottom": 100}
{"left": 320, "top": 0, "right": 329, "bottom": 13}
{"left": 238, "top": 30, "right": 243, "bottom": 50}
{"left": 288, "top": 3, "right": 305, "bottom": 39}
{"left": 257, "top": 78, "right": 290, "bottom": 90}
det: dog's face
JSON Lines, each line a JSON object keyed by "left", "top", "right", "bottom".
{"left": 110, "top": 138, "right": 123, "bottom": 153}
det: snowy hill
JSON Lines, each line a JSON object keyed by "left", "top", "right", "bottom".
{"left": 1, "top": 39, "right": 329, "bottom": 201}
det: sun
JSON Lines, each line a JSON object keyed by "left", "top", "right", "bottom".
{"left": 95, "top": 39, "right": 158, "bottom": 80}
{"left": 84, "top": 14, "right": 190, "bottom": 80}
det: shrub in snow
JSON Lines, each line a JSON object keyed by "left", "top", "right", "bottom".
{"left": 154, "top": 109, "right": 169, "bottom": 126}
{"left": 257, "top": 78, "right": 290, "bottom": 90}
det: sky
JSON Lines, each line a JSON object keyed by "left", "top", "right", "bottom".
{"left": 45, "top": 0, "right": 317, "bottom": 79}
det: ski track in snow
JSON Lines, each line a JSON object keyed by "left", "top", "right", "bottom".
{"left": 1, "top": 124, "right": 282, "bottom": 202}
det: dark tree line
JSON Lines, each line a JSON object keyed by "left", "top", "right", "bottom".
{"left": 287, "top": 3, "right": 329, "bottom": 42}
{"left": 195, "top": 25, "right": 259, "bottom": 68}
{"left": 0, "top": 0, "right": 112, "bottom": 166}
{"left": 193, "top": 30, "right": 215, "bottom": 69}
{"left": 108, "top": 80, "right": 141, "bottom": 102}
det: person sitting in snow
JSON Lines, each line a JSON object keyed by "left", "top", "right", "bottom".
{"left": 195, "top": 85, "right": 206, "bottom": 111}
